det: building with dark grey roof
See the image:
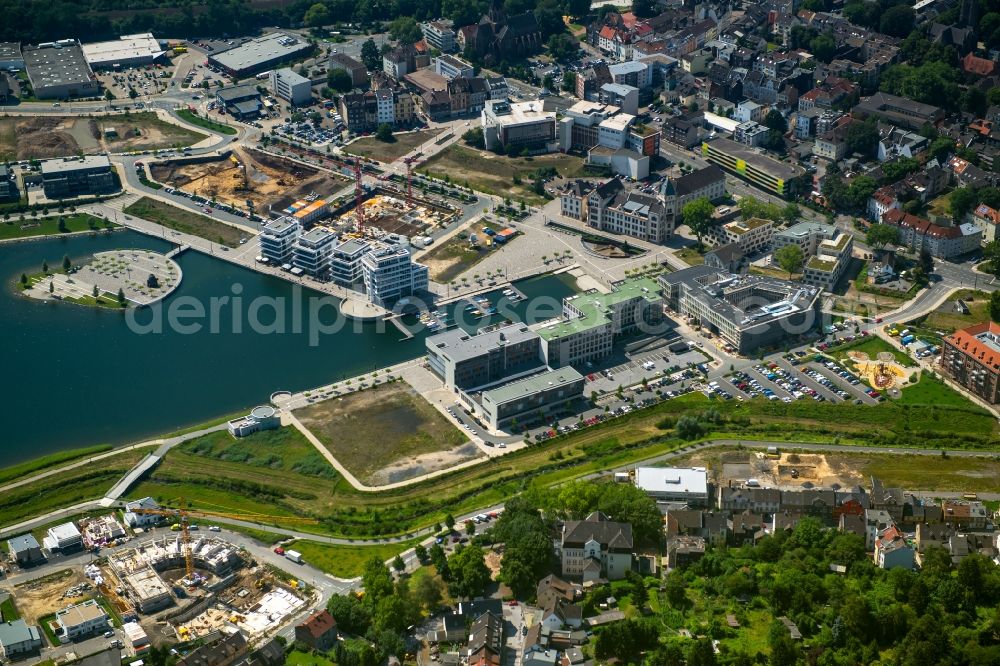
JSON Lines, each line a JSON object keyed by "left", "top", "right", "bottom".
{"left": 425, "top": 323, "right": 545, "bottom": 392}
{"left": 0, "top": 42, "right": 23, "bottom": 71}
{"left": 658, "top": 266, "right": 820, "bottom": 353}
{"left": 208, "top": 33, "right": 312, "bottom": 78}
{"left": 328, "top": 53, "right": 367, "bottom": 88}
{"left": 23, "top": 40, "right": 99, "bottom": 99}
{"left": 560, "top": 511, "right": 633, "bottom": 581}
{"left": 6, "top": 534, "right": 44, "bottom": 566}
{"left": 40, "top": 155, "right": 116, "bottom": 199}
{"left": 0, "top": 165, "right": 17, "bottom": 201}
{"left": 216, "top": 84, "right": 262, "bottom": 118}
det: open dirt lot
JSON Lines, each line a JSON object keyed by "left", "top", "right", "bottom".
{"left": 672, "top": 447, "right": 1000, "bottom": 494}
{"left": 0, "top": 113, "right": 205, "bottom": 161}
{"left": 294, "top": 381, "right": 477, "bottom": 485}
{"left": 151, "top": 148, "right": 348, "bottom": 211}
{"left": 10, "top": 568, "right": 90, "bottom": 625}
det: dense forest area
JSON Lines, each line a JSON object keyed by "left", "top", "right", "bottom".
{"left": 0, "top": 0, "right": 584, "bottom": 45}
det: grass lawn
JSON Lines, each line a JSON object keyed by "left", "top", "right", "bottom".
{"left": 910, "top": 289, "right": 991, "bottom": 334}
{"left": 0, "top": 444, "right": 113, "bottom": 485}
{"left": 0, "top": 214, "right": 113, "bottom": 241}
{"left": 896, "top": 371, "right": 987, "bottom": 410}
{"left": 119, "top": 385, "right": 1000, "bottom": 541}
{"left": 0, "top": 450, "right": 146, "bottom": 528}
{"left": 420, "top": 218, "right": 505, "bottom": 282}
{"left": 282, "top": 538, "right": 422, "bottom": 578}
{"left": 676, "top": 247, "right": 705, "bottom": 266}
{"left": 175, "top": 109, "right": 238, "bottom": 135}
{"left": 286, "top": 650, "right": 336, "bottom": 666}
{"left": 830, "top": 336, "right": 915, "bottom": 367}
{"left": 105, "top": 112, "right": 207, "bottom": 151}
{"left": 926, "top": 193, "right": 952, "bottom": 218}
{"left": 294, "top": 381, "right": 468, "bottom": 484}
{"left": 1, "top": 596, "right": 19, "bottom": 621}
{"left": 343, "top": 129, "right": 443, "bottom": 162}
{"left": 123, "top": 197, "right": 245, "bottom": 247}
{"left": 852, "top": 452, "right": 1000, "bottom": 494}
{"left": 420, "top": 144, "right": 594, "bottom": 206}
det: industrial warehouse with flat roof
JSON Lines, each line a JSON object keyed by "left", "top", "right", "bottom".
{"left": 23, "top": 40, "right": 100, "bottom": 99}
{"left": 208, "top": 33, "right": 313, "bottom": 78}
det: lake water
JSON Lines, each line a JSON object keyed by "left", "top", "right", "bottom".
{"left": 0, "top": 231, "right": 577, "bottom": 465}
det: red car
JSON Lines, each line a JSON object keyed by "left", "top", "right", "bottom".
{"left": 274, "top": 547, "right": 285, "bottom": 555}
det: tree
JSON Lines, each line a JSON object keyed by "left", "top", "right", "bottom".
{"left": 414, "top": 544, "right": 428, "bottom": 564}
{"left": 664, "top": 571, "right": 687, "bottom": 607}
{"left": 681, "top": 197, "right": 716, "bottom": 248}
{"left": 562, "top": 71, "right": 576, "bottom": 93}
{"left": 446, "top": 545, "right": 491, "bottom": 599}
{"left": 389, "top": 17, "right": 423, "bottom": 45}
{"left": 990, "top": 290, "right": 1000, "bottom": 323}
{"left": 429, "top": 543, "right": 449, "bottom": 579}
{"left": 774, "top": 243, "right": 804, "bottom": 278}
{"left": 62, "top": 254, "right": 71, "bottom": 271}
{"left": 547, "top": 33, "right": 579, "bottom": 63}
{"left": 879, "top": 6, "right": 914, "bottom": 38}
{"left": 326, "top": 594, "right": 371, "bottom": 635}
{"left": 443, "top": 0, "right": 488, "bottom": 28}
{"left": 919, "top": 248, "right": 934, "bottom": 276}
{"left": 949, "top": 186, "right": 978, "bottom": 219}
{"left": 92, "top": 284, "right": 99, "bottom": 298}
{"left": 49, "top": 280, "right": 54, "bottom": 294}
{"left": 809, "top": 32, "right": 837, "bottom": 63}
{"left": 462, "top": 127, "right": 485, "bottom": 148}
{"left": 117, "top": 288, "right": 126, "bottom": 306}
{"left": 764, "top": 109, "right": 787, "bottom": 133}
{"left": 392, "top": 554, "right": 406, "bottom": 572}
{"left": 846, "top": 119, "right": 879, "bottom": 158}
{"left": 58, "top": 217, "right": 67, "bottom": 232}
{"left": 375, "top": 123, "right": 395, "bottom": 142}
{"left": 465, "top": 520, "right": 476, "bottom": 536}
{"left": 19, "top": 273, "right": 27, "bottom": 287}
{"left": 362, "top": 557, "right": 395, "bottom": 606}
{"left": 566, "top": 0, "right": 590, "bottom": 17}
{"left": 303, "top": 2, "right": 331, "bottom": 28}
{"left": 534, "top": 0, "right": 565, "bottom": 37}
{"left": 327, "top": 68, "right": 353, "bottom": 92}
{"left": 42, "top": 261, "right": 48, "bottom": 273}
{"left": 866, "top": 223, "right": 900, "bottom": 251}
{"left": 360, "top": 38, "right": 380, "bottom": 72}
{"left": 632, "top": 0, "right": 657, "bottom": 18}
{"left": 687, "top": 638, "right": 717, "bottom": 666}
{"left": 413, "top": 572, "right": 443, "bottom": 610}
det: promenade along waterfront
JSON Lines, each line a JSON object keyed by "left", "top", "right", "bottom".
{"left": 0, "top": 231, "right": 576, "bottom": 463}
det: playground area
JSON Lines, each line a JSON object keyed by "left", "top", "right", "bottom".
{"left": 846, "top": 350, "right": 912, "bottom": 396}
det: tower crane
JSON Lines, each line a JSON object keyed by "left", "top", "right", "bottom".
{"left": 134, "top": 507, "right": 319, "bottom": 582}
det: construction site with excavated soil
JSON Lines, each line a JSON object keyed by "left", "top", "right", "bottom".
{"left": 149, "top": 148, "right": 349, "bottom": 212}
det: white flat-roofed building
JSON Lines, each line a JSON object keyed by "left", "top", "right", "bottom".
{"left": 634, "top": 467, "right": 709, "bottom": 506}
{"left": 208, "top": 33, "right": 312, "bottom": 78}
{"left": 44, "top": 522, "right": 82, "bottom": 552}
{"left": 482, "top": 100, "right": 556, "bottom": 151}
{"left": 329, "top": 238, "right": 369, "bottom": 287}
{"left": 81, "top": 33, "right": 164, "bottom": 69}
{"left": 423, "top": 21, "right": 456, "bottom": 53}
{"left": 434, "top": 54, "right": 474, "bottom": 80}
{"left": 55, "top": 600, "right": 108, "bottom": 642}
{"left": 361, "top": 240, "right": 429, "bottom": 306}
{"left": 259, "top": 217, "right": 300, "bottom": 265}
{"left": 122, "top": 621, "right": 149, "bottom": 655}
{"left": 597, "top": 113, "right": 635, "bottom": 149}
{"left": 269, "top": 67, "right": 311, "bottom": 106}
{"left": 293, "top": 227, "right": 337, "bottom": 277}
{"left": 599, "top": 83, "right": 639, "bottom": 115}
{"left": 608, "top": 60, "right": 650, "bottom": 89}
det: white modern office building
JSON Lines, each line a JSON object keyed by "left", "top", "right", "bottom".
{"left": 269, "top": 67, "right": 312, "bottom": 105}
{"left": 293, "top": 227, "right": 337, "bottom": 277}
{"left": 259, "top": 217, "right": 301, "bottom": 265}
{"left": 634, "top": 467, "right": 709, "bottom": 506}
{"left": 329, "top": 238, "right": 369, "bottom": 287}
{"left": 361, "top": 241, "right": 429, "bottom": 307}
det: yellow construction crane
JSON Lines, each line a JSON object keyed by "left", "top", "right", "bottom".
{"left": 134, "top": 507, "right": 319, "bottom": 581}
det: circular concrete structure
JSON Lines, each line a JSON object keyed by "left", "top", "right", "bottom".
{"left": 251, "top": 405, "right": 276, "bottom": 420}
{"left": 340, "top": 296, "right": 385, "bottom": 321}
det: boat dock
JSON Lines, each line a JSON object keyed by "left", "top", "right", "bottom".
{"left": 385, "top": 313, "right": 415, "bottom": 340}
